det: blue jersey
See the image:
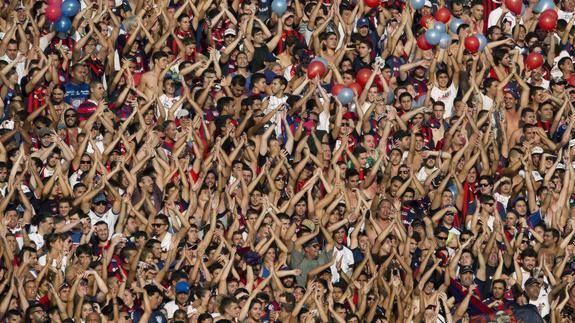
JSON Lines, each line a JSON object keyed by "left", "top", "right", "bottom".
{"left": 64, "top": 82, "right": 90, "bottom": 109}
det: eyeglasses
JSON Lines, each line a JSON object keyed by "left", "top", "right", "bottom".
{"left": 94, "top": 201, "right": 107, "bottom": 205}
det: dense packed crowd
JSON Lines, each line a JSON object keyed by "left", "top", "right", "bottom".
{"left": 1, "top": 0, "right": 575, "bottom": 321}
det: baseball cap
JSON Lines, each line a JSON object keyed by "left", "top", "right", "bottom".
{"left": 557, "top": 163, "right": 566, "bottom": 170}
{"left": 301, "top": 219, "right": 315, "bottom": 232}
{"left": 92, "top": 193, "right": 107, "bottom": 204}
{"left": 175, "top": 281, "right": 190, "bottom": 294}
{"left": 37, "top": 127, "right": 52, "bottom": 137}
{"left": 531, "top": 146, "right": 544, "bottom": 155}
{"left": 224, "top": 28, "right": 237, "bottom": 37}
{"left": 460, "top": 266, "right": 474, "bottom": 274}
{"left": 524, "top": 277, "right": 541, "bottom": 288}
{"left": 304, "top": 237, "right": 321, "bottom": 249}
{"left": 357, "top": 18, "right": 370, "bottom": 28}
{"left": 424, "top": 0, "right": 433, "bottom": 7}
{"left": 551, "top": 77, "right": 567, "bottom": 86}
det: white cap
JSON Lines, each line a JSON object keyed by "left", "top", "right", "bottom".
{"left": 569, "top": 139, "right": 575, "bottom": 148}
{"left": 531, "top": 146, "right": 544, "bottom": 155}
{"left": 557, "top": 163, "right": 566, "bottom": 170}
{"left": 532, "top": 171, "right": 543, "bottom": 182}
{"left": 224, "top": 28, "right": 237, "bottom": 37}
{"left": 424, "top": 0, "right": 433, "bottom": 7}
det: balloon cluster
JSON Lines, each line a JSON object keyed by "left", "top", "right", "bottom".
{"left": 332, "top": 85, "right": 355, "bottom": 105}
{"left": 416, "top": 8, "right": 454, "bottom": 50}
{"left": 271, "top": 0, "right": 287, "bottom": 15}
{"left": 46, "top": 0, "right": 80, "bottom": 33}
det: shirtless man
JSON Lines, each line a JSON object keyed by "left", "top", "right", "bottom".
{"left": 139, "top": 51, "right": 170, "bottom": 99}
{"left": 509, "top": 108, "right": 536, "bottom": 147}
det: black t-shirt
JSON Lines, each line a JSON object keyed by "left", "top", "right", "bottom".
{"left": 250, "top": 46, "right": 270, "bottom": 73}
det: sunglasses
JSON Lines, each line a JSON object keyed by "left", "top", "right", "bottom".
{"left": 479, "top": 183, "right": 490, "bottom": 187}
{"left": 94, "top": 201, "right": 106, "bottom": 205}
{"left": 437, "top": 236, "right": 448, "bottom": 240}
{"left": 65, "top": 114, "right": 77, "bottom": 117}
{"left": 80, "top": 160, "right": 91, "bottom": 164}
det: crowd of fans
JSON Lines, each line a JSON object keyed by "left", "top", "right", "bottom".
{"left": 1, "top": 0, "right": 575, "bottom": 322}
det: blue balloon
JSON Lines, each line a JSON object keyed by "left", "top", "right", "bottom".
{"left": 271, "top": 0, "right": 288, "bottom": 16}
{"left": 55, "top": 16, "right": 72, "bottom": 33}
{"left": 433, "top": 22, "right": 446, "bottom": 33}
{"left": 521, "top": 3, "right": 527, "bottom": 15}
{"left": 449, "top": 18, "right": 464, "bottom": 33}
{"left": 425, "top": 29, "right": 442, "bottom": 45}
{"left": 534, "top": 0, "right": 555, "bottom": 13}
{"left": 411, "top": 0, "right": 426, "bottom": 10}
{"left": 476, "top": 33, "right": 487, "bottom": 51}
{"left": 439, "top": 33, "right": 452, "bottom": 49}
{"left": 336, "top": 88, "right": 354, "bottom": 105}
{"left": 61, "top": 0, "right": 80, "bottom": 17}
{"left": 312, "top": 57, "right": 329, "bottom": 68}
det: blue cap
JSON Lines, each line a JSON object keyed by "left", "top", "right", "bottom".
{"left": 92, "top": 193, "right": 107, "bottom": 204}
{"left": 175, "top": 281, "right": 190, "bottom": 294}
{"left": 357, "top": 18, "right": 370, "bottom": 28}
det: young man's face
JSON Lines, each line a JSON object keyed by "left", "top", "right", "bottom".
{"left": 270, "top": 79, "right": 284, "bottom": 95}
{"left": 0, "top": 167, "right": 8, "bottom": 182}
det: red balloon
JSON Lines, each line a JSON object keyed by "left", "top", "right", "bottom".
{"left": 364, "top": 0, "right": 380, "bottom": 7}
{"left": 435, "top": 7, "right": 451, "bottom": 23}
{"left": 348, "top": 83, "right": 363, "bottom": 96}
{"left": 464, "top": 36, "right": 480, "bottom": 53}
{"left": 356, "top": 68, "right": 373, "bottom": 86}
{"left": 307, "top": 60, "right": 327, "bottom": 79}
{"left": 374, "top": 76, "right": 384, "bottom": 91}
{"left": 46, "top": 5, "right": 62, "bottom": 22}
{"left": 48, "top": 0, "right": 62, "bottom": 6}
{"left": 525, "top": 52, "right": 544, "bottom": 70}
{"left": 420, "top": 15, "right": 435, "bottom": 28}
{"left": 332, "top": 84, "right": 345, "bottom": 96}
{"left": 539, "top": 10, "right": 558, "bottom": 31}
{"left": 417, "top": 34, "right": 434, "bottom": 50}
{"left": 545, "top": 9, "right": 559, "bottom": 20}
{"left": 505, "top": 0, "right": 522, "bottom": 15}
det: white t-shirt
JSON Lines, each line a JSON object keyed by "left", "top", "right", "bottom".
{"left": 263, "top": 95, "right": 288, "bottom": 137}
{"left": 158, "top": 94, "right": 182, "bottom": 118}
{"left": 89, "top": 209, "right": 119, "bottom": 240}
{"left": 28, "top": 233, "right": 45, "bottom": 249}
{"left": 430, "top": 83, "right": 458, "bottom": 119}
{"left": 0, "top": 54, "right": 26, "bottom": 82}
{"left": 558, "top": 9, "right": 574, "bottom": 22}
{"left": 155, "top": 232, "right": 173, "bottom": 252}
{"left": 163, "top": 301, "right": 197, "bottom": 319}
{"left": 38, "top": 255, "right": 69, "bottom": 273}
{"left": 331, "top": 245, "right": 354, "bottom": 283}
{"left": 488, "top": 7, "right": 518, "bottom": 30}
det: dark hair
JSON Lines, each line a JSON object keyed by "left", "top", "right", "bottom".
{"left": 151, "top": 51, "right": 168, "bottom": 62}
